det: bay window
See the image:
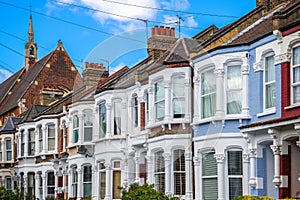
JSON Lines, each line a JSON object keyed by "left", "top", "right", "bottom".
{"left": 71, "top": 166, "right": 78, "bottom": 197}
{"left": 155, "top": 82, "right": 165, "bottom": 121}
{"left": 5, "top": 176, "right": 12, "bottom": 190}
{"left": 21, "top": 130, "right": 25, "bottom": 157}
{"left": 173, "top": 149, "right": 185, "bottom": 195}
{"left": 113, "top": 161, "right": 121, "bottom": 199}
{"left": 202, "top": 152, "right": 218, "bottom": 200}
{"left": 228, "top": 150, "right": 243, "bottom": 200}
{"left": 172, "top": 75, "right": 185, "bottom": 118}
{"left": 292, "top": 45, "right": 300, "bottom": 104}
{"left": 132, "top": 94, "right": 138, "bottom": 127}
{"left": 227, "top": 65, "right": 242, "bottom": 114}
{"left": 113, "top": 100, "right": 121, "bottom": 135}
{"left": 99, "top": 102, "right": 106, "bottom": 138}
{"left": 73, "top": 115, "right": 79, "bottom": 143}
{"left": 154, "top": 151, "right": 165, "bottom": 192}
{"left": 264, "top": 54, "right": 276, "bottom": 109}
{"left": 201, "top": 69, "right": 216, "bottom": 118}
{"left": 47, "top": 124, "right": 55, "bottom": 151}
{"left": 28, "top": 129, "right": 35, "bottom": 156}
{"left": 47, "top": 172, "right": 55, "bottom": 197}
{"left": 5, "top": 138, "right": 12, "bottom": 161}
{"left": 28, "top": 172, "right": 35, "bottom": 197}
{"left": 83, "top": 165, "right": 92, "bottom": 197}
{"left": 83, "top": 110, "right": 93, "bottom": 142}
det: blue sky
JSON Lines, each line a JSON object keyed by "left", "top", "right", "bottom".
{"left": 0, "top": 0, "right": 256, "bottom": 83}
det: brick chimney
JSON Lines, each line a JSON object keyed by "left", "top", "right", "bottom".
{"left": 82, "top": 62, "right": 109, "bottom": 89}
{"left": 147, "top": 26, "right": 177, "bottom": 60}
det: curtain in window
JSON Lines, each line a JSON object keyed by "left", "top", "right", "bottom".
{"left": 48, "top": 125, "right": 55, "bottom": 151}
{"left": 173, "top": 150, "right": 185, "bottom": 195}
{"left": 154, "top": 151, "right": 165, "bottom": 192}
{"left": 173, "top": 76, "right": 185, "bottom": 118}
{"left": 155, "top": 83, "right": 165, "bottom": 121}
{"left": 113, "top": 171, "right": 121, "bottom": 199}
{"left": 292, "top": 46, "right": 300, "bottom": 103}
{"left": 28, "top": 129, "right": 35, "bottom": 156}
{"left": 99, "top": 103, "right": 106, "bottom": 138}
{"left": 114, "top": 101, "right": 121, "bottom": 135}
{"left": 5, "top": 138, "right": 12, "bottom": 161}
{"left": 73, "top": 115, "right": 79, "bottom": 143}
{"left": 84, "top": 110, "right": 93, "bottom": 142}
{"left": 100, "top": 171, "right": 106, "bottom": 199}
{"left": 227, "top": 65, "right": 242, "bottom": 114}
{"left": 265, "top": 56, "right": 276, "bottom": 108}
{"left": 201, "top": 70, "right": 216, "bottom": 118}
{"left": 202, "top": 152, "right": 218, "bottom": 200}
{"left": 83, "top": 165, "right": 92, "bottom": 197}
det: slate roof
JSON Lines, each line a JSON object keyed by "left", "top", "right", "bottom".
{"left": 0, "top": 52, "right": 53, "bottom": 116}
{"left": 0, "top": 116, "right": 22, "bottom": 132}
{"left": 18, "top": 105, "right": 49, "bottom": 124}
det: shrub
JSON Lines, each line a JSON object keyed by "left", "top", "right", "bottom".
{"left": 233, "top": 196, "right": 274, "bottom": 200}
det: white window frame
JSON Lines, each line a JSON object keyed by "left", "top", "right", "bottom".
{"left": 47, "top": 172, "right": 55, "bottom": 197}
{"left": 83, "top": 165, "right": 92, "bottom": 197}
{"left": 99, "top": 162, "right": 106, "bottom": 199}
{"left": 226, "top": 149, "right": 243, "bottom": 200}
{"left": 132, "top": 94, "right": 139, "bottom": 128}
{"left": 99, "top": 102, "right": 107, "bottom": 139}
{"left": 28, "top": 128, "right": 35, "bottom": 156}
{"left": 202, "top": 151, "right": 218, "bottom": 200}
{"left": 200, "top": 68, "right": 216, "bottom": 119}
{"left": 263, "top": 52, "right": 276, "bottom": 111}
{"left": 73, "top": 114, "right": 79, "bottom": 143}
{"left": 38, "top": 125, "right": 43, "bottom": 153}
{"left": 71, "top": 166, "right": 78, "bottom": 198}
{"left": 291, "top": 44, "right": 300, "bottom": 105}
{"left": 112, "top": 161, "right": 121, "bottom": 199}
{"left": 47, "top": 124, "right": 55, "bottom": 151}
{"left": 172, "top": 74, "right": 185, "bottom": 119}
{"left": 113, "top": 99, "right": 122, "bottom": 135}
{"left": 226, "top": 63, "right": 242, "bottom": 115}
{"left": 5, "top": 176, "right": 12, "bottom": 190}
{"left": 173, "top": 149, "right": 185, "bottom": 196}
{"left": 5, "top": 138, "right": 12, "bottom": 161}
{"left": 154, "top": 80, "right": 165, "bottom": 122}
{"left": 154, "top": 151, "right": 165, "bottom": 192}
{"left": 83, "top": 109, "right": 93, "bottom": 142}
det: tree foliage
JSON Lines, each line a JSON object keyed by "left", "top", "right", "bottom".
{"left": 0, "top": 186, "right": 21, "bottom": 200}
{"left": 120, "top": 183, "right": 179, "bottom": 200}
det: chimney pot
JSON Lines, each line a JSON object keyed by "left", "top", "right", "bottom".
{"left": 160, "top": 26, "right": 165, "bottom": 35}
{"left": 171, "top": 27, "right": 175, "bottom": 37}
{"left": 165, "top": 27, "right": 170, "bottom": 36}
{"left": 154, "top": 26, "right": 159, "bottom": 35}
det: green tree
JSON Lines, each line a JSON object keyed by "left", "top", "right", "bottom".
{"left": 0, "top": 186, "right": 21, "bottom": 200}
{"left": 120, "top": 183, "right": 179, "bottom": 200}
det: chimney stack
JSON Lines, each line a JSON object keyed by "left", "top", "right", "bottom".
{"left": 82, "top": 62, "right": 109, "bottom": 89}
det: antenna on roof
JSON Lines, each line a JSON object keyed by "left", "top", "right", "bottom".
{"left": 176, "top": 15, "right": 184, "bottom": 38}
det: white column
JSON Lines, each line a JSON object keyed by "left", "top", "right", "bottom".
{"left": 104, "top": 163, "right": 112, "bottom": 200}
{"left": 185, "top": 151, "right": 193, "bottom": 200}
{"left": 214, "top": 69, "right": 225, "bottom": 118}
{"left": 243, "top": 153, "right": 250, "bottom": 195}
{"left": 35, "top": 130, "right": 39, "bottom": 156}
{"left": 54, "top": 173, "right": 58, "bottom": 198}
{"left": 35, "top": 174, "right": 40, "bottom": 200}
{"left": 164, "top": 81, "right": 171, "bottom": 122}
{"left": 122, "top": 158, "right": 128, "bottom": 188}
{"left": 214, "top": 153, "right": 225, "bottom": 200}
{"left": 135, "top": 156, "right": 140, "bottom": 184}
{"left": 61, "top": 122, "right": 66, "bottom": 152}
{"left": 248, "top": 148, "right": 257, "bottom": 189}
{"left": 42, "top": 173, "right": 47, "bottom": 200}
{"left": 193, "top": 76, "right": 200, "bottom": 122}
{"left": 184, "top": 78, "right": 191, "bottom": 120}
{"left": 18, "top": 133, "right": 21, "bottom": 158}
{"left": 1, "top": 140, "right": 4, "bottom": 161}
{"left": 78, "top": 113, "right": 84, "bottom": 144}
{"left": 24, "top": 130, "right": 28, "bottom": 157}
{"left": 121, "top": 101, "right": 127, "bottom": 135}
{"left": 271, "top": 145, "right": 281, "bottom": 187}
{"left": 77, "top": 167, "right": 82, "bottom": 200}
{"left": 193, "top": 156, "right": 201, "bottom": 200}
{"left": 146, "top": 155, "right": 154, "bottom": 184}
{"left": 106, "top": 103, "right": 112, "bottom": 138}
{"left": 148, "top": 86, "right": 154, "bottom": 126}
{"left": 93, "top": 108, "right": 99, "bottom": 140}
{"left": 241, "top": 64, "right": 249, "bottom": 116}
{"left": 92, "top": 165, "right": 98, "bottom": 200}
{"left": 163, "top": 152, "right": 172, "bottom": 195}
{"left": 68, "top": 169, "right": 72, "bottom": 197}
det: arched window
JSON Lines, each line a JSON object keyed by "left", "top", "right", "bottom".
{"left": 99, "top": 102, "right": 106, "bottom": 138}
{"left": 173, "top": 149, "right": 185, "bottom": 195}
{"left": 201, "top": 69, "right": 216, "bottom": 118}
{"left": 83, "top": 110, "right": 93, "bottom": 142}
{"left": 5, "top": 138, "right": 12, "bottom": 161}
{"left": 47, "top": 172, "right": 55, "bottom": 197}
{"left": 71, "top": 166, "right": 78, "bottom": 197}
{"left": 27, "top": 172, "right": 35, "bottom": 197}
{"left": 99, "top": 162, "right": 106, "bottom": 199}
{"left": 154, "top": 151, "right": 165, "bottom": 192}
{"left": 73, "top": 115, "right": 79, "bottom": 143}
{"left": 292, "top": 44, "right": 300, "bottom": 104}
{"left": 5, "top": 176, "right": 12, "bottom": 190}
{"left": 83, "top": 165, "right": 92, "bottom": 197}
{"left": 172, "top": 75, "right": 185, "bottom": 118}
{"left": 227, "top": 150, "right": 243, "bottom": 200}
{"left": 112, "top": 161, "right": 121, "bottom": 199}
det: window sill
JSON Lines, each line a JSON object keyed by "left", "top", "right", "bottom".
{"left": 256, "top": 108, "right": 276, "bottom": 117}
{"left": 147, "top": 118, "right": 191, "bottom": 129}
{"left": 285, "top": 103, "right": 300, "bottom": 110}
{"left": 193, "top": 115, "right": 250, "bottom": 125}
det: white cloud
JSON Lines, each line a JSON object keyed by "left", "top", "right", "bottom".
{"left": 161, "top": 0, "right": 190, "bottom": 10}
{"left": 110, "top": 62, "right": 126, "bottom": 74}
{"left": 184, "top": 16, "right": 198, "bottom": 28}
{"left": 0, "top": 69, "right": 13, "bottom": 83}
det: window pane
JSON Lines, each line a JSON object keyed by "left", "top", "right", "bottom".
{"left": 99, "top": 103, "right": 107, "bottom": 138}
{"left": 293, "top": 66, "right": 300, "bottom": 83}
{"left": 155, "top": 83, "right": 164, "bottom": 101}
{"left": 174, "top": 150, "right": 185, "bottom": 195}
{"left": 173, "top": 98, "right": 185, "bottom": 118}
{"left": 84, "top": 110, "right": 93, "bottom": 126}
{"left": 173, "top": 150, "right": 185, "bottom": 171}
{"left": 6, "top": 139, "right": 11, "bottom": 149}
{"left": 100, "top": 172, "right": 106, "bottom": 199}
{"left": 229, "top": 178, "right": 243, "bottom": 200}
{"left": 201, "top": 70, "right": 216, "bottom": 94}
{"left": 48, "top": 125, "right": 55, "bottom": 137}
{"left": 227, "top": 65, "right": 241, "bottom": 90}
{"left": 73, "top": 115, "right": 79, "bottom": 128}
{"left": 83, "top": 166, "right": 92, "bottom": 182}
{"left": 202, "top": 94, "right": 216, "bottom": 118}
{"left": 156, "top": 101, "right": 165, "bottom": 120}
{"left": 114, "top": 101, "right": 122, "bottom": 135}
{"left": 74, "top": 130, "right": 79, "bottom": 143}
{"left": 227, "top": 90, "right": 242, "bottom": 114}
{"left": 228, "top": 151, "right": 243, "bottom": 175}
{"left": 202, "top": 152, "right": 217, "bottom": 176}
{"left": 173, "top": 76, "right": 185, "bottom": 97}
{"left": 265, "top": 56, "right": 275, "bottom": 82}
{"left": 203, "top": 178, "right": 218, "bottom": 200}
{"left": 293, "top": 85, "right": 300, "bottom": 103}
{"left": 293, "top": 46, "right": 300, "bottom": 66}
{"left": 6, "top": 152, "right": 12, "bottom": 161}
{"left": 113, "top": 171, "right": 121, "bottom": 199}
{"left": 84, "top": 127, "right": 93, "bottom": 142}
{"left": 83, "top": 183, "right": 92, "bottom": 197}
{"left": 6, "top": 177, "right": 12, "bottom": 190}
{"left": 266, "top": 83, "right": 276, "bottom": 108}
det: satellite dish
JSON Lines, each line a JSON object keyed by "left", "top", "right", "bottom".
{"left": 77, "top": 145, "right": 87, "bottom": 154}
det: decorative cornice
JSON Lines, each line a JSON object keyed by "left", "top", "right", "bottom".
{"left": 214, "top": 153, "right": 225, "bottom": 163}
{"left": 253, "top": 61, "right": 263, "bottom": 72}
{"left": 214, "top": 68, "right": 224, "bottom": 77}
{"left": 275, "top": 53, "right": 291, "bottom": 65}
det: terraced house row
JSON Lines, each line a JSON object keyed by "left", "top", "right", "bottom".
{"left": 0, "top": 0, "right": 300, "bottom": 199}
